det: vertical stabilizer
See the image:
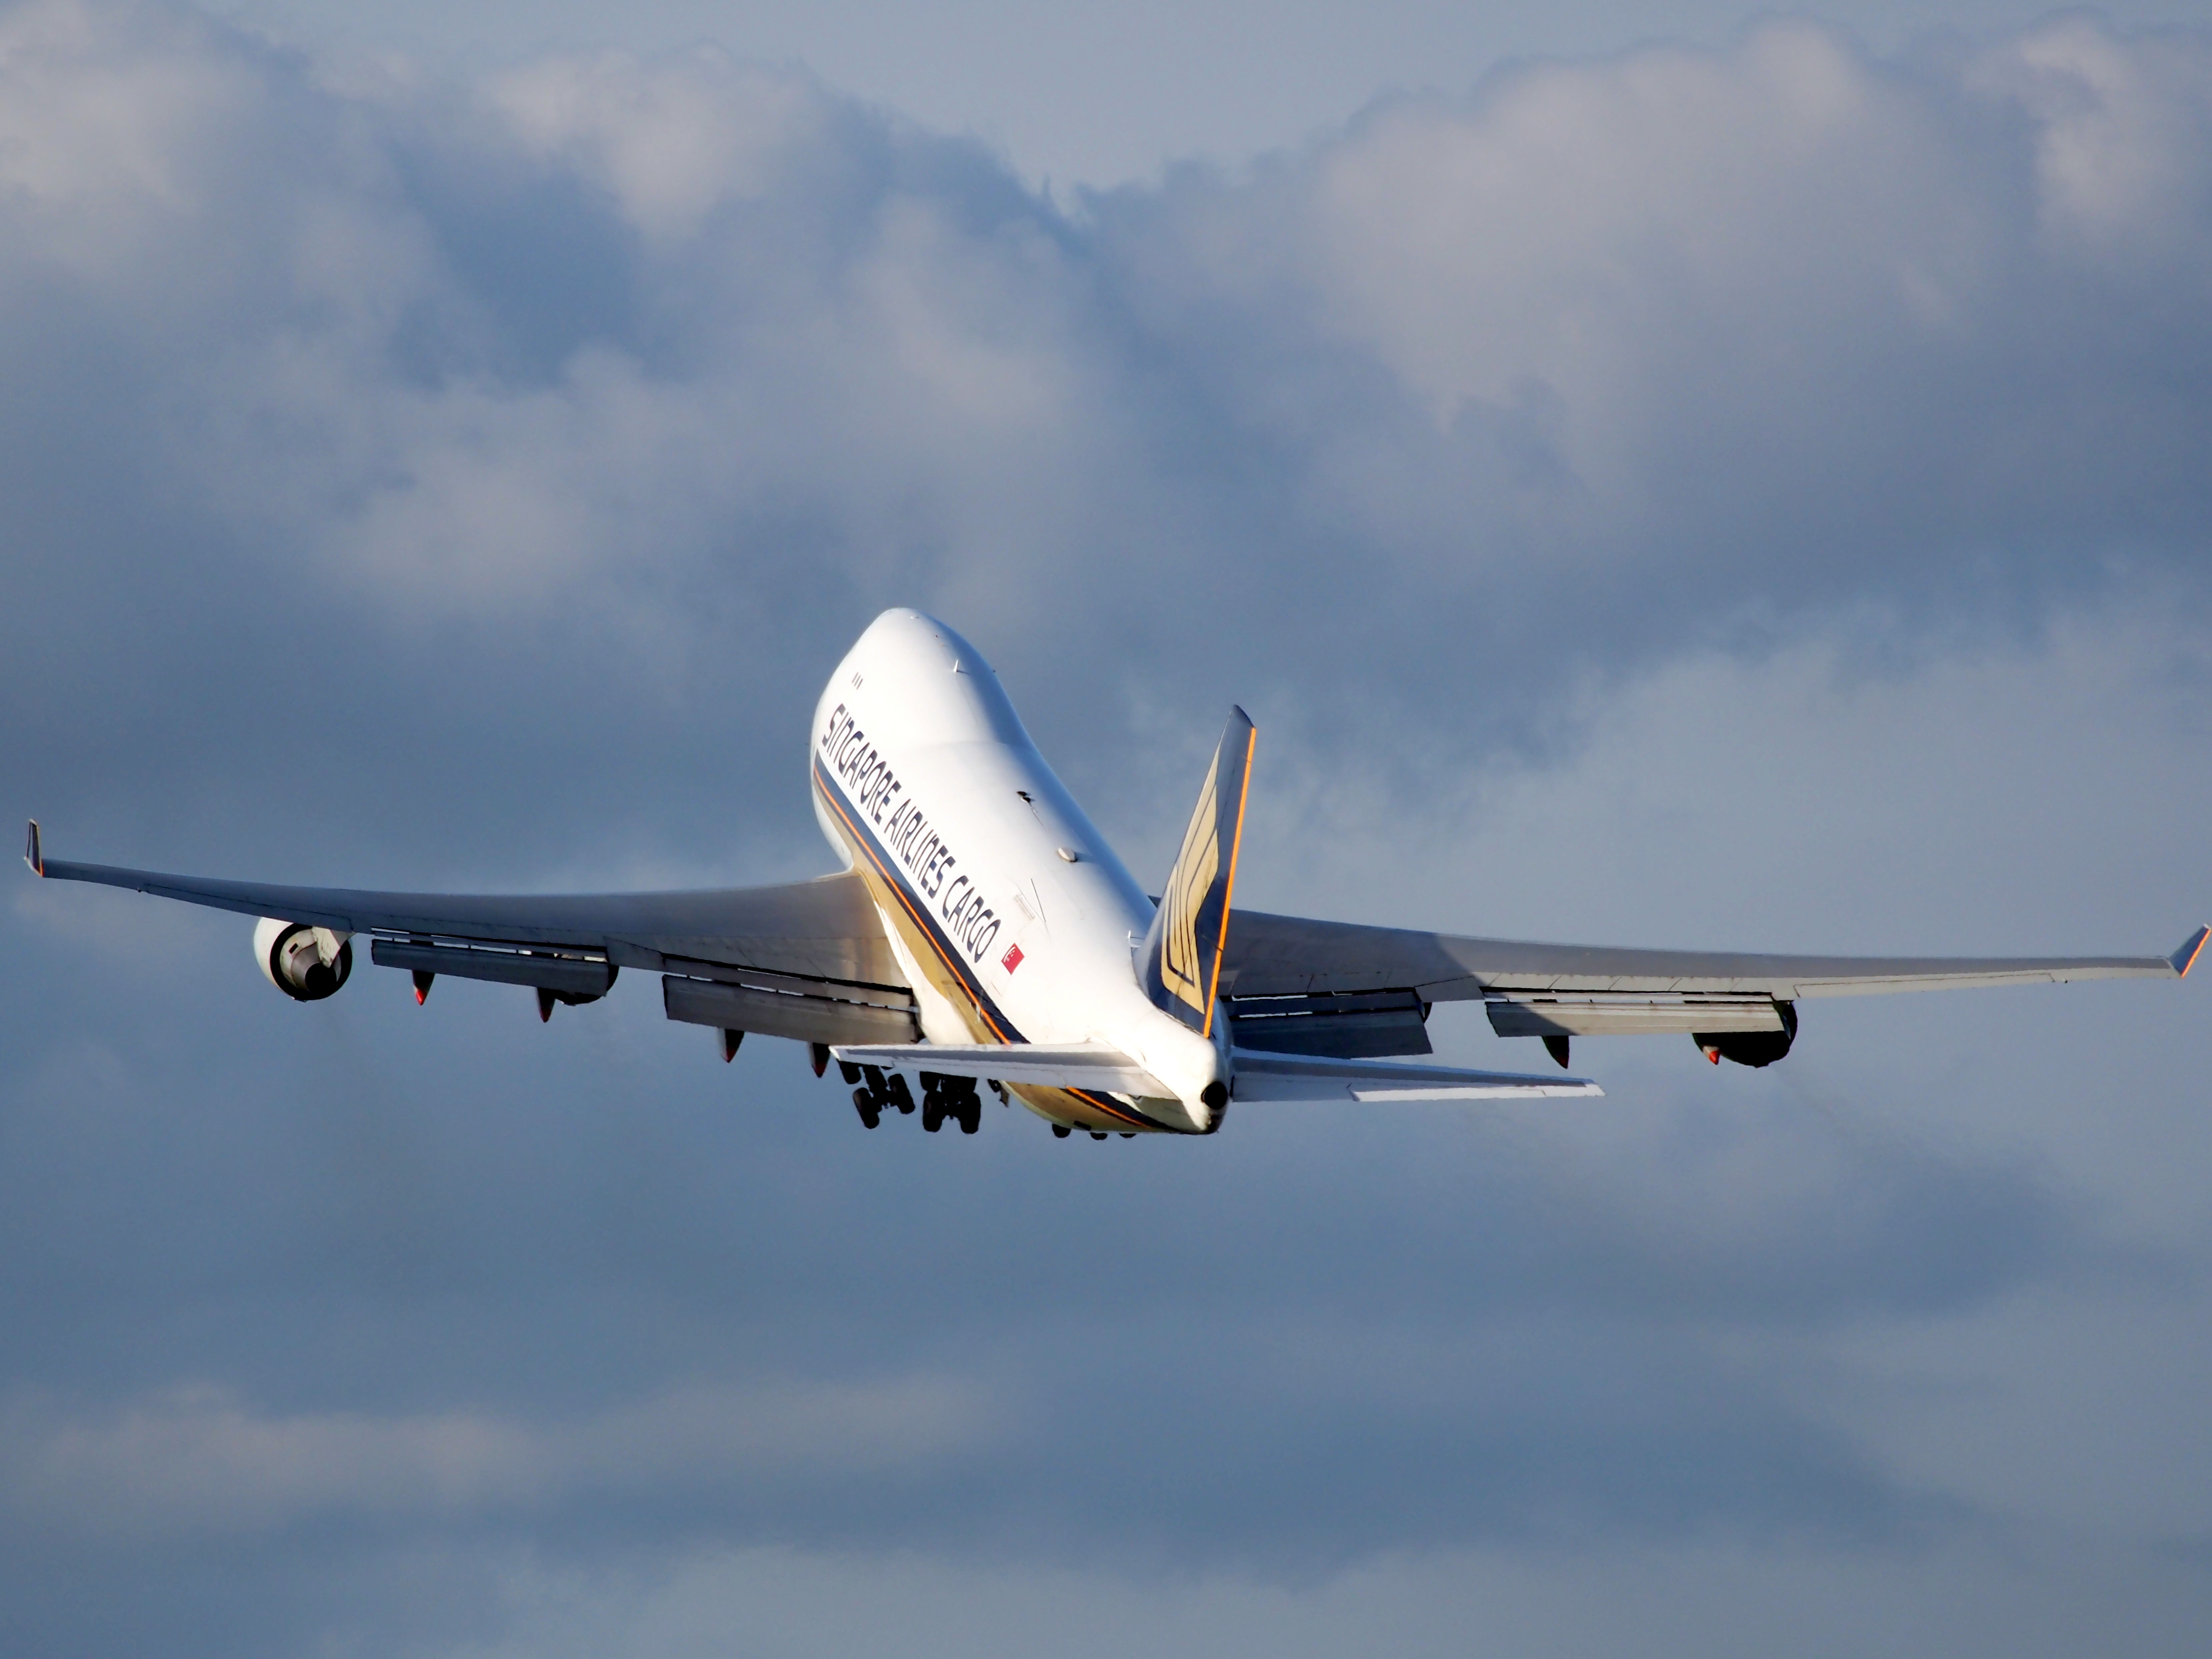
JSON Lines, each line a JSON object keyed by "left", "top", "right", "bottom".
{"left": 1140, "top": 708, "right": 1256, "bottom": 1037}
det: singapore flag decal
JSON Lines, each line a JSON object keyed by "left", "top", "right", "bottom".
{"left": 1001, "top": 943, "right": 1024, "bottom": 974}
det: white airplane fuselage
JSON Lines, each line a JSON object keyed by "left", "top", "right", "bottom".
{"left": 809, "top": 610, "right": 1224, "bottom": 1134}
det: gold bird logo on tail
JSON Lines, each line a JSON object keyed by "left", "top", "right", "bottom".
{"left": 1141, "top": 708, "right": 1255, "bottom": 1036}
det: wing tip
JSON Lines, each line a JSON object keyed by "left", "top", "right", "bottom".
{"left": 23, "top": 819, "right": 41, "bottom": 877}
{"left": 2173, "top": 925, "right": 2209, "bottom": 979}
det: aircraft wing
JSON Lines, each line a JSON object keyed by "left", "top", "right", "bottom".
{"left": 25, "top": 821, "right": 915, "bottom": 1042}
{"left": 1222, "top": 910, "right": 2204, "bottom": 1001}
{"left": 1219, "top": 906, "right": 2206, "bottom": 1054}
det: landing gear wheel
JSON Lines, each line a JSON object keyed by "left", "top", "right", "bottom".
{"left": 922, "top": 1094, "right": 944, "bottom": 1133}
{"left": 851, "top": 1088, "right": 880, "bottom": 1130}
{"left": 1051, "top": 1124, "right": 1071, "bottom": 1138}
{"left": 958, "top": 1101, "right": 980, "bottom": 1134}
{"left": 887, "top": 1074, "right": 916, "bottom": 1114}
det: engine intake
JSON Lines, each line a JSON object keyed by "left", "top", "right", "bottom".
{"left": 255, "top": 917, "right": 353, "bottom": 1002}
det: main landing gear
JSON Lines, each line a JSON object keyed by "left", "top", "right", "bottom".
{"left": 840, "top": 1063, "right": 979, "bottom": 1132}
{"left": 840, "top": 1061, "right": 915, "bottom": 1129}
{"left": 919, "top": 1071, "right": 983, "bottom": 1134}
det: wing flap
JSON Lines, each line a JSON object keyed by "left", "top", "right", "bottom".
{"left": 1486, "top": 994, "right": 1786, "bottom": 1037}
{"left": 370, "top": 938, "right": 616, "bottom": 997}
{"left": 1224, "top": 988, "right": 1434, "bottom": 1058}
{"left": 667, "top": 975, "right": 918, "bottom": 1046}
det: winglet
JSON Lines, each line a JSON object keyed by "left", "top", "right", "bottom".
{"left": 23, "top": 820, "right": 41, "bottom": 877}
{"left": 2173, "top": 925, "right": 2209, "bottom": 979}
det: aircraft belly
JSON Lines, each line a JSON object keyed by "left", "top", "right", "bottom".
{"left": 1006, "top": 1082, "right": 1178, "bottom": 1133}
{"left": 824, "top": 813, "right": 990, "bottom": 1044}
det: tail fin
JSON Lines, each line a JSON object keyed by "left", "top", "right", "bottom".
{"left": 1140, "top": 707, "right": 1255, "bottom": 1037}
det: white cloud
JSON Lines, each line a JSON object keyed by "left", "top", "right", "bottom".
{"left": 483, "top": 47, "right": 823, "bottom": 243}
{"left": 1975, "top": 17, "right": 2212, "bottom": 260}
{"left": 5, "top": 2, "right": 2205, "bottom": 671}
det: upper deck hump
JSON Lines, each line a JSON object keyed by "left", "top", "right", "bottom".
{"left": 823, "top": 608, "right": 1036, "bottom": 755}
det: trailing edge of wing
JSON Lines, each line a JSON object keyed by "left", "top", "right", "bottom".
{"left": 829, "top": 1042, "right": 1172, "bottom": 1096}
{"left": 1229, "top": 1050, "right": 1603, "bottom": 1101}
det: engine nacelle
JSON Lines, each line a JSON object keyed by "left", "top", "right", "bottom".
{"left": 255, "top": 917, "right": 353, "bottom": 1002}
{"left": 1693, "top": 1002, "right": 1797, "bottom": 1068}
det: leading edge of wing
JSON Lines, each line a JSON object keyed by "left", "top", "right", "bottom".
{"left": 1222, "top": 906, "right": 2198, "bottom": 1001}
{"left": 25, "top": 824, "right": 896, "bottom": 981}
{"left": 1230, "top": 1050, "right": 1602, "bottom": 1101}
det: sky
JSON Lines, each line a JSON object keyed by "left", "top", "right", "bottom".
{"left": 1, "top": 1, "right": 2209, "bottom": 1654}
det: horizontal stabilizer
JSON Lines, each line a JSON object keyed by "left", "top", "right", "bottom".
{"left": 830, "top": 1041, "right": 1172, "bottom": 1097}
{"left": 1229, "top": 1049, "right": 1602, "bottom": 1102}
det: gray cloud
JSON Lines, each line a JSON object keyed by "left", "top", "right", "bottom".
{"left": 7, "top": 4, "right": 2210, "bottom": 854}
{"left": 2, "top": 2, "right": 2210, "bottom": 1653}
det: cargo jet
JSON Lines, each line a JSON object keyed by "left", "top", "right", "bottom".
{"left": 24, "top": 609, "right": 2205, "bottom": 1138}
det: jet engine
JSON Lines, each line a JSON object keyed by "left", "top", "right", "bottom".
{"left": 1693, "top": 1002, "right": 1797, "bottom": 1068}
{"left": 255, "top": 917, "right": 353, "bottom": 1001}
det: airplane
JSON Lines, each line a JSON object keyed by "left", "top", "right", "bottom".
{"left": 23, "top": 608, "right": 2206, "bottom": 1139}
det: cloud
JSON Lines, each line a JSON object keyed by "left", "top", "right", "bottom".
{"left": 2, "top": 3, "right": 2210, "bottom": 1654}
{"left": 428, "top": 1532, "right": 2212, "bottom": 1659}
{"left": 0, "top": 1377, "right": 989, "bottom": 1541}
{"left": 5, "top": 2, "right": 2208, "bottom": 791}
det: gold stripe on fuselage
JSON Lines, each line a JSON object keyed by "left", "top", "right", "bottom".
{"left": 811, "top": 769, "right": 1167, "bottom": 1133}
